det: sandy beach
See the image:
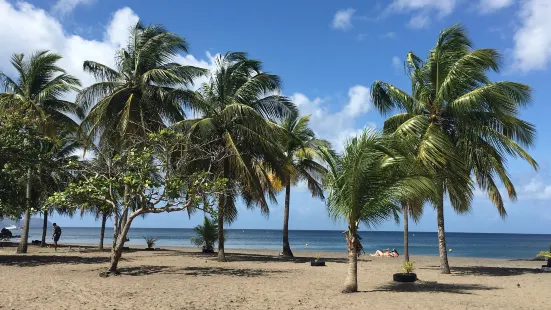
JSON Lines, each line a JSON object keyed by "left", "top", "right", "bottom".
{"left": 0, "top": 245, "right": 549, "bottom": 310}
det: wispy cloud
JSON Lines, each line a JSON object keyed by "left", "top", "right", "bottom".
{"left": 52, "top": 0, "right": 94, "bottom": 16}
{"left": 478, "top": 0, "right": 515, "bottom": 14}
{"left": 331, "top": 8, "right": 356, "bottom": 30}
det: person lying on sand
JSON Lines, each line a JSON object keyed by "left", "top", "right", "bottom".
{"left": 370, "top": 248, "right": 399, "bottom": 257}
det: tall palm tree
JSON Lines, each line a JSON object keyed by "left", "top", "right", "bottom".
{"left": 372, "top": 24, "right": 537, "bottom": 273}
{"left": 77, "top": 22, "right": 207, "bottom": 145}
{"left": 0, "top": 51, "right": 81, "bottom": 253}
{"left": 320, "top": 129, "right": 435, "bottom": 293}
{"left": 80, "top": 205, "right": 112, "bottom": 250}
{"left": 180, "top": 52, "right": 296, "bottom": 262}
{"left": 400, "top": 200, "right": 423, "bottom": 263}
{"left": 278, "top": 114, "right": 329, "bottom": 257}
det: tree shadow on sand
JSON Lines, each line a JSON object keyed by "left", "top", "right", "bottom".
{"left": 420, "top": 265, "right": 542, "bottom": 277}
{"left": 116, "top": 265, "right": 289, "bottom": 278}
{"left": 369, "top": 281, "right": 500, "bottom": 295}
{"left": 0, "top": 255, "right": 112, "bottom": 267}
{"left": 157, "top": 250, "right": 364, "bottom": 264}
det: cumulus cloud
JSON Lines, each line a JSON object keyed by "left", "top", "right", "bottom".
{"left": 519, "top": 177, "right": 551, "bottom": 200}
{"left": 331, "top": 8, "right": 356, "bottom": 30}
{"left": 0, "top": 1, "right": 216, "bottom": 99}
{"left": 512, "top": 0, "right": 551, "bottom": 72}
{"left": 478, "top": 0, "right": 514, "bottom": 14}
{"left": 290, "top": 85, "right": 374, "bottom": 151}
{"left": 52, "top": 0, "right": 94, "bottom": 16}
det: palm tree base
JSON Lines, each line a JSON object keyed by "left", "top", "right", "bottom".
{"left": 341, "top": 287, "right": 357, "bottom": 294}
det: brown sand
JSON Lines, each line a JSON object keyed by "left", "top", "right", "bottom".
{"left": 0, "top": 245, "right": 548, "bottom": 309}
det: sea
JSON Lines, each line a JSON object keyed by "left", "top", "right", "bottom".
{"left": 21, "top": 227, "right": 551, "bottom": 259}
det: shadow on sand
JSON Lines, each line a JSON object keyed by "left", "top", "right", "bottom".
{"left": 370, "top": 281, "right": 500, "bottom": 295}
{"left": 0, "top": 255, "right": 111, "bottom": 267}
{"left": 117, "top": 265, "right": 289, "bottom": 278}
{"left": 157, "top": 250, "right": 368, "bottom": 264}
{"left": 420, "top": 265, "right": 542, "bottom": 277}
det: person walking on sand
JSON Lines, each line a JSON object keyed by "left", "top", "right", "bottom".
{"left": 52, "top": 223, "right": 62, "bottom": 251}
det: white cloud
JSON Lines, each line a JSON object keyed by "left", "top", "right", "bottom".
{"left": 408, "top": 14, "right": 430, "bottom": 29}
{"left": 52, "top": 0, "right": 94, "bottom": 16}
{"left": 388, "top": 0, "right": 456, "bottom": 28}
{"left": 512, "top": 0, "right": 551, "bottom": 72}
{"left": 478, "top": 0, "right": 514, "bottom": 14}
{"left": 0, "top": 1, "right": 216, "bottom": 100}
{"left": 392, "top": 56, "right": 402, "bottom": 72}
{"left": 520, "top": 178, "right": 551, "bottom": 200}
{"left": 332, "top": 8, "right": 356, "bottom": 30}
{"left": 290, "top": 85, "right": 374, "bottom": 151}
{"left": 381, "top": 31, "right": 397, "bottom": 39}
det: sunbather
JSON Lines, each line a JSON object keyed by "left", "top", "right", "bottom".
{"left": 370, "top": 248, "right": 399, "bottom": 257}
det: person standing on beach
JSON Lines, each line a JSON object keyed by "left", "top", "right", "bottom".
{"left": 52, "top": 223, "right": 62, "bottom": 251}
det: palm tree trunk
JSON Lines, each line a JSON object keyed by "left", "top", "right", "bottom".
{"left": 342, "top": 228, "right": 358, "bottom": 293}
{"left": 217, "top": 195, "right": 226, "bottom": 262}
{"left": 217, "top": 160, "right": 229, "bottom": 262}
{"left": 99, "top": 213, "right": 107, "bottom": 251}
{"left": 437, "top": 192, "right": 451, "bottom": 274}
{"left": 282, "top": 182, "right": 293, "bottom": 257}
{"left": 17, "top": 168, "right": 32, "bottom": 254}
{"left": 40, "top": 210, "right": 48, "bottom": 247}
{"left": 403, "top": 203, "right": 409, "bottom": 263}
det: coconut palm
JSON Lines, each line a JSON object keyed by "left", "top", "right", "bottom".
{"left": 77, "top": 22, "right": 207, "bottom": 145}
{"left": 320, "top": 129, "right": 435, "bottom": 293}
{"left": 372, "top": 24, "right": 537, "bottom": 273}
{"left": 0, "top": 51, "right": 81, "bottom": 253}
{"left": 179, "top": 52, "right": 296, "bottom": 262}
{"left": 278, "top": 114, "right": 329, "bottom": 257}
{"left": 80, "top": 205, "right": 112, "bottom": 250}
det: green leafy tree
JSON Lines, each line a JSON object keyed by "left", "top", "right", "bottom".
{"left": 48, "top": 129, "right": 228, "bottom": 274}
{"left": 0, "top": 51, "right": 81, "bottom": 253}
{"left": 320, "top": 129, "right": 435, "bottom": 293}
{"left": 371, "top": 24, "right": 537, "bottom": 273}
{"left": 191, "top": 216, "right": 222, "bottom": 252}
{"left": 278, "top": 114, "right": 329, "bottom": 257}
{"left": 180, "top": 52, "right": 296, "bottom": 262}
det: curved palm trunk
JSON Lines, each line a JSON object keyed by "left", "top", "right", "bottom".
{"left": 40, "top": 210, "right": 48, "bottom": 247}
{"left": 17, "top": 168, "right": 32, "bottom": 254}
{"left": 343, "top": 227, "right": 359, "bottom": 293}
{"left": 282, "top": 182, "right": 293, "bottom": 257}
{"left": 99, "top": 213, "right": 107, "bottom": 250}
{"left": 403, "top": 203, "right": 409, "bottom": 263}
{"left": 437, "top": 192, "right": 451, "bottom": 274}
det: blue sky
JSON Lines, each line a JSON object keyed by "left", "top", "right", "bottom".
{"left": 1, "top": 0, "right": 550, "bottom": 233}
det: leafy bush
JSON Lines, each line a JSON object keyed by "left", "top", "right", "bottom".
{"left": 143, "top": 237, "right": 158, "bottom": 249}
{"left": 537, "top": 251, "right": 551, "bottom": 259}
{"left": 402, "top": 261, "right": 415, "bottom": 274}
{"left": 191, "top": 216, "right": 222, "bottom": 252}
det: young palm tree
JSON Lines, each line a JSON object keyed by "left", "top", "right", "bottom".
{"left": 77, "top": 22, "right": 207, "bottom": 145}
{"left": 321, "top": 129, "right": 435, "bottom": 293}
{"left": 191, "top": 216, "right": 222, "bottom": 252}
{"left": 180, "top": 52, "right": 296, "bottom": 262}
{"left": 372, "top": 24, "right": 537, "bottom": 273}
{"left": 279, "top": 114, "right": 329, "bottom": 257}
{"left": 0, "top": 51, "right": 81, "bottom": 253}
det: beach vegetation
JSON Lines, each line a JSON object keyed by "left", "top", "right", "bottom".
{"left": 371, "top": 23, "right": 537, "bottom": 274}
{"left": 191, "top": 216, "right": 221, "bottom": 253}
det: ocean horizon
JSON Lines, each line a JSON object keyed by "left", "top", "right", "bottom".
{"left": 20, "top": 227, "right": 551, "bottom": 259}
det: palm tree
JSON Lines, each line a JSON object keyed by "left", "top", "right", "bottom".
{"left": 278, "top": 114, "right": 329, "bottom": 257}
{"left": 191, "top": 216, "right": 222, "bottom": 252}
{"left": 180, "top": 52, "right": 296, "bottom": 262}
{"left": 80, "top": 205, "right": 112, "bottom": 250}
{"left": 0, "top": 51, "right": 81, "bottom": 253}
{"left": 320, "top": 129, "right": 435, "bottom": 293}
{"left": 400, "top": 200, "right": 423, "bottom": 263}
{"left": 372, "top": 24, "right": 537, "bottom": 273}
{"left": 77, "top": 22, "right": 207, "bottom": 145}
